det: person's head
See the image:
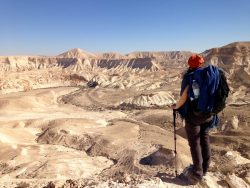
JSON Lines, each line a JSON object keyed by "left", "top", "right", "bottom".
{"left": 188, "top": 54, "right": 204, "bottom": 70}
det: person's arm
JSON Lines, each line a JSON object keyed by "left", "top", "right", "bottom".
{"left": 171, "top": 86, "right": 189, "bottom": 110}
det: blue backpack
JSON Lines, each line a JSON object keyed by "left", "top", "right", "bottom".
{"left": 179, "top": 65, "right": 229, "bottom": 117}
{"left": 190, "top": 65, "right": 230, "bottom": 115}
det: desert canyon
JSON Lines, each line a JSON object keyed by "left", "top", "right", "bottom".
{"left": 0, "top": 42, "right": 250, "bottom": 188}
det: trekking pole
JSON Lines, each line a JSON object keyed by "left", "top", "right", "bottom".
{"left": 173, "top": 109, "right": 178, "bottom": 177}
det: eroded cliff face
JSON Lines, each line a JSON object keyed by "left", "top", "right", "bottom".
{"left": 203, "top": 42, "right": 250, "bottom": 66}
{"left": 0, "top": 50, "right": 191, "bottom": 94}
{"left": 0, "top": 50, "right": 192, "bottom": 73}
{"left": 203, "top": 42, "right": 250, "bottom": 85}
{"left": 0, "top": 42, "right": 250, "bottom": 94}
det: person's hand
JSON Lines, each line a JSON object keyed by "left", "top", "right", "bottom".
{"left": 171, "top": 103, "right": 177, "bottom": 110}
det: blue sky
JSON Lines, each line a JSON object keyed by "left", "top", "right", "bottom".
{"left": 1, "top": 0, "right": 250, "bottom": 55}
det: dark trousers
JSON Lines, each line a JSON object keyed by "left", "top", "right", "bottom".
{"left": 185, "top": 115, "right": 212, "bottom": 177}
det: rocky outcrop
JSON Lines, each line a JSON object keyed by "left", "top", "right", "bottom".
{"left": 0, "top": 51, "right": 191, "bottom": 73}
{"left": 1, "top": 42, "right": 250, "bottom": 94}
{"left": 202, "top": 42, "right": 250, "bottom": 86}
{"left": 203, "top": 42, "right": 250, "bottom": 67}
{"left": 126, "top": 51, "right": 192, "bottom": 60}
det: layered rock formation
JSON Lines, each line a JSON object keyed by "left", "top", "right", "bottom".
{"left": 203, "top": 42, "right": 250, "bottom": 86}
{"left": 0, "top": 49, "right": 192, "bottom": 94}
{"left": 1, "top": 42, "right": 250, "bottom": 107}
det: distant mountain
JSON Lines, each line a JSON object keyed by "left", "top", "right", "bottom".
{"left": 1, "top": 41, "right": 249, "bottom": 93}
{"left": 202, "top": 41, "right": 250, "bottom": 66}
{"left": 57, "top": 48, "right": 97, "bottom": 59}
{"left": 57, "top": 48, "right": 193, "bottom": 61}
{"left": 126, "top": 51, "right": 192, "bottom": 60}
{"left": 96, "top": 52, "right": 125, "bottom": 59}
{"left": 202, "top": 41, "right": 250, "bottom": 87}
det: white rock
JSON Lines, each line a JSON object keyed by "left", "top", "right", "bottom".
{"left": 226, "top": 174, "right": 249, "bottom": 188}
{"left": 203, "top": 172, "right": 223, "bottom": 188}
{"left": 231, "top": 116, "right": 239, "bottom": 130}
{"left": 225, "top": 151, "right": 250, "bottom": 165}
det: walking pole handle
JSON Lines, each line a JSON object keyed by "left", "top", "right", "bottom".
{"left": 173, "top": 109, "right": 177, "bottom": 119}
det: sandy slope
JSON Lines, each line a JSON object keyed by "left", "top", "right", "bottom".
{"left": 0, "top": 87, "right": 191, "bottom": 187}
{"left": 0, "top": 86, "right": 249, "bottom": 188}
{"left": 0, "top": 88, "right": 125, "bottom": 186}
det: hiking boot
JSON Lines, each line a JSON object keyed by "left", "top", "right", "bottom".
{"left": 203, "top": 171, "right": 207, "bottom": 176}
{"left": 185, "top": 171, "right": 203, "bottom": 185}
{"left": 180, "top": 165, "right": 203, "bottom": 185}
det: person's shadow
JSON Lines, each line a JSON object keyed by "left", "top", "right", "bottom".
{"left": 156, "top": 172, "right": 189, "bottom": 186}
{"left": 139, "top": 150, "right": 190, "bottom": 186}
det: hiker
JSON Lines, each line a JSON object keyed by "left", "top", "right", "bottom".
{"left": 171, "top": 54, "right": 221, "bottom": 184}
